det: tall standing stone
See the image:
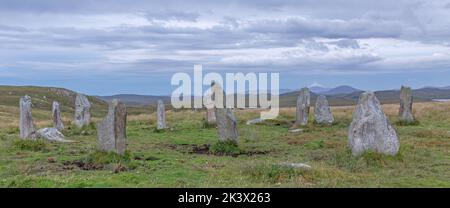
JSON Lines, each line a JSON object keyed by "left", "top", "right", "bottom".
{"left": 348, "top": 92, "right": 400, "bottom": 156}
{"left": 19, "top": 95, "right": 35, "bottom": 139}
{"left": 52, "top": 101, "right": 64, "bottom": 131}
{"left": 97, "top": 99, "right": 127, "bottom": 155}
{"left": 295, "top": 88, "right": 311, "bottom": 126}
{"left": 205, "top": 108, "right": 216, "bottom": 125}
{"left": 399, "top": 86, "right": 414, "bottom": 123}
{"left": 204, "top": 86, "right": 217, "bottom": 126}
{"left": 314, "top": 95, "right": 334, "bottom": 125}
{"left": 215, "top": 108, "right": 239, "bottom": 143}
{"left": 156, "top": 99, "right": 167, "bottom": 129}
{"left": 74, "top": 94, "right": 91, "bottom": 128}
{"left": 213, "top": 83, "right": 238, "bottom": 143}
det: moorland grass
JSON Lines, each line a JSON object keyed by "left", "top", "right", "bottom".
{"left": 0, "top": 102, "right": 448, "bottom": 187}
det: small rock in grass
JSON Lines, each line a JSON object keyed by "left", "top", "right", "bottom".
{"left": 246, "top": 118, "right": 264, "bottom": 125}
{"left": 279, "top": 162, "right": 312, "bottom": 170}
{"left": 288, "top": 128, "right": 304, "bottom": 133}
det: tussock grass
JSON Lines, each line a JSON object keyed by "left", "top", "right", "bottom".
{"left": 0, "top": 101, "right": 448, "bottom": 187}
{"left": 210, "top": 140, "right": 240, "bottom": 155}
{"left": 13, "top": 139, "right": 48, "bottom": 152}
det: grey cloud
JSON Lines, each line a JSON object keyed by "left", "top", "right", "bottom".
{"left": 1, "top": 0, "right": 450, "bottom": 77}
{"left": 144, "top": 10, "right": 200, "bottom": 22}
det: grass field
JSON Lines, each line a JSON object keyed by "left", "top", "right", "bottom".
{"left": 0, "top": 101, "right": 449, "bottom": 188}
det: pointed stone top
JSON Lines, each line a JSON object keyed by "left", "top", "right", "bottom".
{"left": 401, "top": 85, "right": 411, "bottom": 89}
{"left": 317, "top": 94, "right": 326, "bottom": 100}
{"left": 22, "top": 95, "right": 31, "bottom": 101}
{"left": 112, "top": 99, "right": 120, "bottom": 106}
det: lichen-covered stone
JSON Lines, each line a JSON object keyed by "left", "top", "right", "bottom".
{"left": 36, "top": 127, "right": 72, "bottom": 142}
{"left": 215, "top": 108, "right": 239, "bottom": 142}
{"left": 97, "top": 99, "right": 127, "bottom": 155}
{"left": 348, "top": 92, "right": 400, "bottom": 156}
{"left": 295, "top": 88, "right": 310, "bottom": 126}
{"left": 314, "top": 95, "right": 334, "bottom": 124}
{"left": 156, "top": 99, "right": 167, "bottom": 129}
{"left": 212, "top": 83, "right": 238, "bottom": 142}
{"left": 399, "top": 86, "right": 415, "bottom": 122}
{"left": 74, "top": 94, "right": 91, "bottom": 128}
{"left": 52, "top": 101, "right": 64, "bottom": 131}
{"left": 19, "top": 95, "right": 35, "bottom": 139}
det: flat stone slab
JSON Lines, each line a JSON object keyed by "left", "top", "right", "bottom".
{"left": 279, "top": 162, "right": 312, "bottom": 170}
{"left": 36, "top": 127, "right": 73, "bottom": 142}
{"left": 246, "top": 118, "right": 264, "bottom": 125}
{"left": 288, "top": 128, "right": 304, "bottom": 133}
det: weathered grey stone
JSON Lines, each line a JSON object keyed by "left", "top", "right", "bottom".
{"left": 314, "top": 95, "right": 334, "bottom": 124}
{"left": 295, "top": 88, "right": 310, "bottom": 126}
{"left": 19, "top": 95, "right": 35, "bottom": 139}
{"left": 399, "top": 86, "right": 415, "bottom": 122}
{"left": 246, "top": 118, "right": 264, "bottom": 125}
{"left": 97, "top": 99, "right": 127, "bottom": 155}
{"left": 348, "top": 92, "right": 400, "bottom": 156}
{"left": 279, "top": 162, "right": 312, "bottom": 170}
{"left": 204, "top": 91, "right": 216, "bottom": 125}
{"left": 36, "top": 127, "right": 72, "bottom": 142}
{"left": 74, "top": 94, "right": 91, "bottom": 128}
{"left": 215, "top": 108, "right": 239, "bottom": 142}
{"left": 288, "top": 128, "right": 304, "bottom": 133}
{"left": 156, "top": 99, "right": 167, "bottom": 129}
{"left": 213, "top": 83, "right": 238, "bottom": 142}
{"left": 52, "top": 101, "right": 64, "bottom": 131}
{"left": 206, "top": 109, "right": 216, "bottom": 124}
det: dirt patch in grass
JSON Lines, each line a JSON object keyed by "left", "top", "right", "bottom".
{"left": 133, "top": 155, "right": 161, "bottom": 161}
{"left": 158, "top": 143, "right": 270, "bottom": 157}
{"left": 62, "top": 160, "right": 104, "bottom": 170}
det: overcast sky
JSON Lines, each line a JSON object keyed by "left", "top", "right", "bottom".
{"left": 1, "top": 0, "right": 450, "bottom": 95}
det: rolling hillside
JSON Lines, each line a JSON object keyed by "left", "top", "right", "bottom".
{"left": 0, "top": 85, "right": 108, "bottom": 117}
{"left": 97, "top": 94, "right": 170, "bottom": 106}
{"left": 279, "top": 87, "right": 450, "bottom": 107}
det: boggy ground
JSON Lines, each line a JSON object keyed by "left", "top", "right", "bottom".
{"left": 0, "top": 102, "right": 449, "bottom": 187}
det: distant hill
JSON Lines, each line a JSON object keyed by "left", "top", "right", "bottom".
{"left": 97, "top": 94, "right": 170, "bottom": 106}
{"left": 2, "top": 85, "right": 450, "bottom": 111}
{"left": 280, "top": 87, "right": 450, "bottom": 107}
{"left": 0, "top": 85, "right": 108, "bottom": 117}
{"left": 322, "top": 85, "right": 362, "bottom": 95}
{"left": 310, "top": 86, "right": 330, "bottom": 94}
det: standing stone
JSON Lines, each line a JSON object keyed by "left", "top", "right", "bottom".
{"left": 74, "top": 94, "right": 91, "bottom": 128}
{"left": 348, "top": 92, "right": 400, "bottom": 156}
{"left": 295, "top": 88, "right": 311, "bottom": 126}
{"left": 156, "top": 99, "right": 167, "bottom": 129}
{"left": 215, "top": 108, "right": 239, "bottom": 143}
{"left": 206, "top": 108, "right": 216, "bottom": 125}
{"left": 399, "top": 86, "right": 414, "bottom": 123}
{"left": 213, "top": 83, "right": 238, "bottom": 143}
{"left": 52, "top": 101, "right": 64, "bottom": 131}
{"left": 97, "top": 99, "right": 127, "bottom": 155}
{"left": 204, "top": 90, "right": 216, "bottom": 126}
{"left": 314, "top": 95, "right": 334, "bottom": 125}
{"left": 19, "top": 95, "right": 35, "bottom": 139}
